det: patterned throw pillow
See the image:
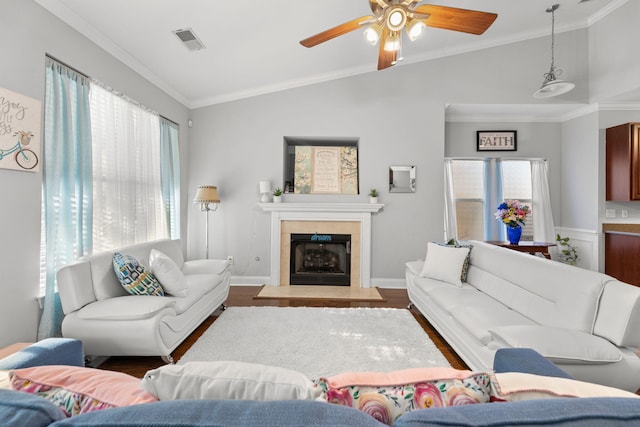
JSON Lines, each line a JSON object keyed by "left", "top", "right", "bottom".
{"left": 112, "top": 252, "right": 164, "bottom": 296}
{"left": 315, "top": 367, "right": 491, "bottom": 425}
{"left": 9, "top": 366, "right": 157, "bottom": 417}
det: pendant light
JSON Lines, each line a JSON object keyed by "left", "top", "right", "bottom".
{"left": 533, "top": 4, "right": 575, "bottom": 99}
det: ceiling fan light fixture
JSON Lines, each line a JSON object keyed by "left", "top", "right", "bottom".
{"left": 386, "top": 7, "right": 407, "bottom": 32}
{"left": 406, "top": 19, "right": 425, "bottom": 41}
{"left": 364, "top": 25, "right": 381, "bottom": 45}
{"left": 384, "top": 32, "right": 401, "bottom": 52}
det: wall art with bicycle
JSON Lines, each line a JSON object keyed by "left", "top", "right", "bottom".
{"left": 0, "top": 86, "right": 41, "bottom": 172}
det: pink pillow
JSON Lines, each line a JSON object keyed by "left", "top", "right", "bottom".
{"left": 327, "top": 366, "right": 477, "bottom": 388}
{"left": 490, "top": 372, "right": 640, "bottom": 402}
{"left": 316, "top": 367, "right": 491, "bottom": 425}
{"left": 9, "top": 365, "right": 157, "bottom": 417}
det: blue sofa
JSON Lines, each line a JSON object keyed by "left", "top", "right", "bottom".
{"left": 2, "top": 340, "right": 640, "bottom": 426}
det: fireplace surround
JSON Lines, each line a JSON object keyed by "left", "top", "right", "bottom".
{"left": 259, "top": 203, "right": 383, "bottom": 288}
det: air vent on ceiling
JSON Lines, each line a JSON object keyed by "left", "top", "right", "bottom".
{"left": 173, "top": 27, "right": 205, "bottom": 51}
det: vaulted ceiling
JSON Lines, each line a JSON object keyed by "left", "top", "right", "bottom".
{"left": 35, "top": 0, "right": 623, "bottom": 109}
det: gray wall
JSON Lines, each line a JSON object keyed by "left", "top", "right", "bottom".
{"left": 187, "top": 29, "right": 590, "bottom": 284}
{"left": 589, "top": 1, "right": 640, "bottom": 102}
{"left": 0, "top": 0, "right": 189, "bottom": 347}
{"left": 560, "top": 112, "right": 600, "bottom": 231}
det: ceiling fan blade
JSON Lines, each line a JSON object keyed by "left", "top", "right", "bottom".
{"left": 377, "top": 27, "right": 397, "bottom": 70}
{"left": 300, "top": 16, "right": 375, "bottom": 47}
{"left": 414, "top": 4, "right": 497, "bottom": 35}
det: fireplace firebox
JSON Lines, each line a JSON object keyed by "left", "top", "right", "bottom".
{"left": 290, "top": 233, "right": 351, "bottom": 286}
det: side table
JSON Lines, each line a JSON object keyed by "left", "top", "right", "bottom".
{"left": 486, "top": 241, "right": 556, "bottom": 259}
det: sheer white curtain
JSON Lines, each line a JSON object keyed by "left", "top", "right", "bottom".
{"left": 89, "top": 84, "right": 166, "bottom": 252}
{"left": 531, "top": 159, "right": 556, "bottom": 243}
{"left": 443, "top": 159, "right": 458, "bottom": 241}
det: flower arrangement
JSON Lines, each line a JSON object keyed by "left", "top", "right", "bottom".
{"left": 495, "top": 200, "right": 530, "bottom": 228}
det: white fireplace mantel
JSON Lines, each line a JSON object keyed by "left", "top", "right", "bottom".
{"left": 258, "top": 203, "right": 383, "bottom": 214}
{"left": 259, "top": 203, "right": 383, "bottom": 287}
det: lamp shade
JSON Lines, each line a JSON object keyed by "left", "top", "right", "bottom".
{"left": 259, "top": 181, "right": 271, "bottom": 193}
{"left": 193, "top": 185, "right": 220, "bottom": 203}
{"left": 533, "top": 79, "right": 575, "bottom": 99}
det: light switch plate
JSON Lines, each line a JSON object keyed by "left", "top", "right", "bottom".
{"left": 605, "top": 209, "right": 616, "bottom": 218}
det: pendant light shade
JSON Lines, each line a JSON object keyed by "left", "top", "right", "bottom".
{"left": 533, "top": 79, "right": 575, "bottom": 99}
{"left": 533, "top": 4, "right": 575, "bottom": 99}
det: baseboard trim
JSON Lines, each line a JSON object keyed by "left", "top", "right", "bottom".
{"left": 373, "top": 278, "right": 406, "bottom": 289}
{"left": 230, "top": 276, "right": 406, "bottom": 289}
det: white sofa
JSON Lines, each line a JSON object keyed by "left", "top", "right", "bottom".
{"left": 57, "top": 239, "right": 231, "bottom": 363}
{"left": 406, "top": 240, "right": 640, "bottom": 392}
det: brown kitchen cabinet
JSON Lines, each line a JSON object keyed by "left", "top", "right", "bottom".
{"left": 606, "top": 122, "right": 640, "bottom": 201}
{"left": 603, "top": 223, "right": 640, "bottom": 287}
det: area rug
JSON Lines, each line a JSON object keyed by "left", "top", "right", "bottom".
{"left": 178, "top": 306, "right": 450, "bottom": 379}
{"left": 253, "top": 285, "right": 385, "bottom": 302}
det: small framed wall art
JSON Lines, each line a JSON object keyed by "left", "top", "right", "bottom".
{"left": 476, "top": 130, "right": 517, "bottom": 152}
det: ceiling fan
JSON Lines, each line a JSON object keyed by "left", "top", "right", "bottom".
{"left": 300, "top": 0, "right": 498, "bottom": 70}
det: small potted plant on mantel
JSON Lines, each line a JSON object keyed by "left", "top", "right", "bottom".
{"left": 273, "top": 187, "right": 283, "bottom": 203}
{"left": 368, "top": 189, "right": 379, "bottom": 204}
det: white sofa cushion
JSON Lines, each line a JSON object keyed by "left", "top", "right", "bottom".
{"left": 453, "top": 305, "right": 535, "bottom": 346}
{"left": 594, "top": 280, "right": 640, "bottom": 347}
{"left": 149, "top": 249, "right": 188, "bottom": 297}
{"left": 428, "top": 286, "right": 486, "bottom": 313}
{"left": 489, "top": 325, "right": 622, "bottom": 364}
{"left": 76, "top": 296, "right": 175, "bottom": 321}
{"left": 141, "top": 361, "right": 319, "bottom": 401}
{"left": 419, "top": 242, "right": 470, "bottom": 287}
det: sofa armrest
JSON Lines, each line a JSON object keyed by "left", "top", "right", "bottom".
{"left": 493, "top": 348, "right": 573, "bottom": 379}
{"left": 405, "top": 261, "right": 423, "bottom": 277}
{"left": 182, "top": 259, "right": 230, "bottom": 275}
{"left": 0, "top": 338, "right": 84, "bottom": 370}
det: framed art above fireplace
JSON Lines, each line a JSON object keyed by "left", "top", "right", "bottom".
{"left": 283, "top": 136, "right": 359, "bottom": 195}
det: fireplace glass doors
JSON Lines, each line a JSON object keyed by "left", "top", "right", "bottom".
{"left": 290, "top": 233, "right": 351, "bottom": 286}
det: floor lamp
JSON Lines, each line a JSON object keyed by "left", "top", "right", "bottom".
{"left": 193, "top": 185, "right": 220, "bottom": 259}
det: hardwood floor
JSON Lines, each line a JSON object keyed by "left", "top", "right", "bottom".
{"left": 98, "top": 286, "right": 468, "bottom": 378}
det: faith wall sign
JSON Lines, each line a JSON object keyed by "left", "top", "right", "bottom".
{"left": 476, "top": 130, "right": 517, "bottom": 152}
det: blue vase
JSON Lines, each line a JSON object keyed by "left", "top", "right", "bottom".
{"left": 506, "top": 226, "right": 522, "bottom": 245}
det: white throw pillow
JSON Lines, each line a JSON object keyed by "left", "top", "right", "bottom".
{"left": 149, "top": 249, "right": 188, "bottom": 297}
{"left": 418, "top": 242, "right": 470, "bottom": 287}
{"left": 141, "top": 361, "right": 320, "bottom": 401}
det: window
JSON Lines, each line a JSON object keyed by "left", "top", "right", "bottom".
{"left": 451, "top": 160, "right": 484, "bottom": 240}
{"left": 448, "top": 159, "right": 538, "bottom": 242}
{"left": 39, "top": 57, "right": 180, "bottom": 296}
